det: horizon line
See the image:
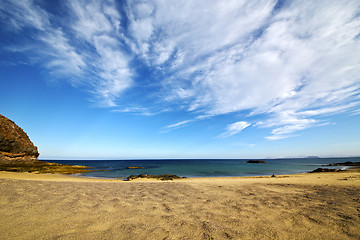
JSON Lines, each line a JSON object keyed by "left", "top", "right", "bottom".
{"left": 39, "top": 156, "right": 360, "bottom": 161}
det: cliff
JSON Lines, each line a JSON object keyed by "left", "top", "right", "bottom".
{"left": 0, "top": 115, "right": 92, "bottom": 174}
{"left": 0, "top": 115, "right": 39, "bottom": 163}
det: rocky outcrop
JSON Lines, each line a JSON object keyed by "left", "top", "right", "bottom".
{"left": 246, "top": 160, "right": 266, "bottom": 164}
{"left": 0, "top": 115, "right": 92, "bottom": 174}
{"left": 126, "top": 174, "right": 185, "bottom": 181}
{"left": 0, "top": 115, "right": 39, "bottom": 163}
{"left": 309, "top": 168, "right": 342, "bottom": 173}
{"left": 328, "top": 161, "right": 360, "bottom": 166}
{"left": 0, "top": 161, "right": 93, "bottom": 174}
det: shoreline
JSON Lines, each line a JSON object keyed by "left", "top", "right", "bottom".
{"left": 0, "top": 166, "right": 359, "bottom": 183}
{"left": 34, "top": 158, "right": 359, "bottom": 180}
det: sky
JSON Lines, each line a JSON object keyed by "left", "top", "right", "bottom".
{"left": 0, "top": 0, "right": 360, "bottom": 159}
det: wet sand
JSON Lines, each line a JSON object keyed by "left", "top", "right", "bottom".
{"left": 0, "top": 170, "right": 360, "bottom": 239}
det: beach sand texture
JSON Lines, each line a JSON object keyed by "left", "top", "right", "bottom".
{"left": 0, "top": 170, "right": 360, "bottom": 240}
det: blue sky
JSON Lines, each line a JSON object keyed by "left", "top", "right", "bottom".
{"left": 1, "top": 0, "right": 360, "bottom": 159}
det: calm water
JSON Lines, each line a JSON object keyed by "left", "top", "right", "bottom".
{"left": 41, "top": 157, "right": 359, "bottom": 179}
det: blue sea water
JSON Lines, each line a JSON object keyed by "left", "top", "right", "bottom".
{"left": 41, "top": 157, "right": 360, "bottom": 179}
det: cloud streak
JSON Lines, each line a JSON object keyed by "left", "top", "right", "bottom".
{"left": 0, "top": 0, "right": 132, "bottom": 107}
{"left": 219, "top": 121, "right": 251, "bottom": 138}
{"left": 1, "top": 0, "right": 359, "bottom": 139}
{"left": 124, "top": 0, "right": 360, "bottom": 139}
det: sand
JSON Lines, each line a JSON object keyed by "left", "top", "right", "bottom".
{"left": 0, "top": 170, "right": 360, "bottom": 240}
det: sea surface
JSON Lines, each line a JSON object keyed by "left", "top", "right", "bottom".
{"left": 41, "top": 157, "right": 360, "bottom": 179}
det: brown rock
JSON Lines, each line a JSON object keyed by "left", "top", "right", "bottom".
{"left": 0, "top": 115, "right": 39, "bottom": 163}
{"left": 126, "top": 174, "right": 185, "bottom": 181}
{"left": 0, "top": 115, "right": 93, "bottom": 174}
{"left": 328, "top": 161, "right": 360, "bottom": 166}
{"left": 247, "top": 160, "right": 266, "bottom": 164}
{"left": 310, "top": 168, "right": 341, "bottom": 173}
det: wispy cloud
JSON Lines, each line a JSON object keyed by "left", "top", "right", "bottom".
{"left": 112, "top": 106, "right": 168, "bottom": 116}
{"left": 0, "top": 0, "right": 85, "bottom": 75}
{"left": 0, "top": 0, "right": 49, "bottom": 31}
{"left": 124, "top": 0, "right": 360, "bottom": 138}
{"left": 1, "top": 0, "right": 359, "bottom": 139}
{"left": 0, "top": 0, "right": 132, "bottom": 107}
{"left": 351, "top": 109, "right": 360, "bottom": 116}
{"left": 232, "top": 142, "right": 256, "bottom": 148}
{"left": 164, "top": 120, "right": 194, "bottom": 131}
{"left": 66, "top": 0, "right": 133, "bottom": 106}
{"left": 161, "top": 113, "right": 216, "bottom": 133}
{"left": 219, "top": 121, "right": 251, "bottom": 138}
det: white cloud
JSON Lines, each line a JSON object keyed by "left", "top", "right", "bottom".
{"left": 0, "top": 0, "right": 86, "bottom": 78}
{"left": 0, "top": 0, "right": 49, "bottom": 31}
{"left": 112, "top": 106, "right": 168, "bottom": 116}
{"left": 38, "top": 29, "right": 86, "bottom": 77}
{"left": 0, "top": 0, "right": 132, "bottom": 107}
{"left": 68, "top": 0, "right": 119, "bottom": 42}
{"left": 265, "top": 134, "right": 295, "bottom": 141}
{"left": 1, "top": 0, "right": 359, "bottom": 139}
{"left": 127, "top": 0, "right": 275, "bottom": 69}
{"left": 129, "top": 0, "right": 360, "bottom": 139}
{"left": 351, "top": 109, "right": 360, "bottom": 116}
{"left": 67, "top": 0, "right": 132, "bottom": 107}
{"left": 92, "top": 35, "right": 132, "bottom": 106}
{"left": 165, "top": 120, "right": 194, "bottom": 130}
{"left": 220, "top": 121, "right": 251, "bottom": 138}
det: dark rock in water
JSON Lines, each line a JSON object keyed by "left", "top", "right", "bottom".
{"left": 126, "top": 174, "right": 185, "bottom": 181}
{"left": 126, "top": 175, "right": 137, "bottom": 181}
{"left": 310, "top": 168, "right": 341, "bottom": 173}
{"left": 271, "top": 174, "right": 276, "bottom": 177}
{"left": 328, "top": 161, "right": 360, "bottom": 166}
{"left": 127, "top": 166, "right": 144, "bottom": 169}
{"left": 247, "top": 160, "right": 266, "bottom": 164}
{"left": 0, "top": 115, "right": 39, "bottom": 163}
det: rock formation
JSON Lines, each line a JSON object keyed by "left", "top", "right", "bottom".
{"left": 328, "top": 161, "right": 360, "bottom": 166}
{"left": 309, "top": 168, "right": 341, "bottom": 173}
{"left": 126, "top": 174, "right": 185, "bottom": 181}
{"left": 246, "top": 160, "right": 266, "bottom": 164}
{"left": 0, "top": 115, "right": 39, "bottom": 163}
{"left": 0, "top": 114, "right": 91, "bottom": 174}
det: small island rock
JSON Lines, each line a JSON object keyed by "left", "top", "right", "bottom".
{"left": 310, "top": 168, "right": 341, "bottom": 173}
{"left": 247, "top": 160, "right": 266, "bottom": 164}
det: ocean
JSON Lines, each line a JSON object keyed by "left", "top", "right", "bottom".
{"left": 41, "top": 157, "right": 359, "bottom": 179}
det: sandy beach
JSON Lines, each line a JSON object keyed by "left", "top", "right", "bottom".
{"left": 1, "top": 170, "right": 360, "bottom": 240}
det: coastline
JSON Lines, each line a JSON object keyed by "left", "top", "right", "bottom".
{"left": 1, "top": 168, "right": 359, "bottom": 239}
{"left": 1, "top": 164, "right": 359, "bottom": 183}
{"left": 38, "top": 157, "right": 360, "bottom": 179}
